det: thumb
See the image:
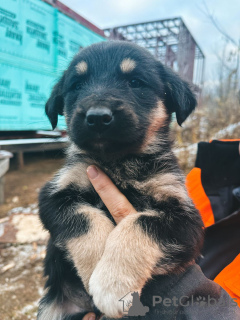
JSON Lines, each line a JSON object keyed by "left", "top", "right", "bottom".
{"left": 87, "top": 165, "right": 137, "bottom": 224}
{"left": 82, "top": 312, "right": 96, "bottom": 320}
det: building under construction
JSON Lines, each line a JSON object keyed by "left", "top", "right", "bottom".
{"left": 0, "top": 0, "right": 204, "bottom": 132}
{"left": 0, "top": 2, "right": 205, "bottom": 167}
{"left": 104, "top": 17, "right": 205, "bottom": 90}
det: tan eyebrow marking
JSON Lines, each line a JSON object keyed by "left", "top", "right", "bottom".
{"left": 76, "top": 61, "right": 88, "bottom": 74}
{"left": 120, "top": 58, "right": 136, "bottom": 73}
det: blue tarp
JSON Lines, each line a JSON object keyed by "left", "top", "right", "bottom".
{"left": 0, "top": 0, "right": 105, "bottom": 130}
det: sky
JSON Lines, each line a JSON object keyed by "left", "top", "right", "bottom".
{"left": 61, "top": 0, "right": 240, "bottom": 86}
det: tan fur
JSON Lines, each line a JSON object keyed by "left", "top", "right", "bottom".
{"left": 76, "top": 61, "right": 88, "bottom": 74}
{"left": 66, "top": 143, "right": 84, "bottom": 157}
{"left": 67, "top": 205, "right": 114, "bottom": 291}
{"left": 120, "top": 58, "right": 136, "bottom": 73}
{"left": 141, "top": 101, "right": 168, "bottom": 152}
{"left": 56, "top": 162, "right": 91, "bottom": 190}
{"left": 89, "top": 211, "right": 163, "bottom": 318}
{"left": 134, "top": 172, "right": 188, "bottom": 202}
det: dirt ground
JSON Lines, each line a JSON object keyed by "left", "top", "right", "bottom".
{"left": 0, "top": 152, "right": 64, "bottom": 219}
{"left": 0, "top": 152, "right": 64, "bottom": 320}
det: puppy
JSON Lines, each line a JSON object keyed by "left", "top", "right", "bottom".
{"left": 37, "top": 41, "right": 204, "bottom": 319}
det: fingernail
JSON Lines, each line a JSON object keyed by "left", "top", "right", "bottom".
{"left": 87, "top": 165, "right": 99, "bottom": 179}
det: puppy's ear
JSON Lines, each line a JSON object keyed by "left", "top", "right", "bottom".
{"left": 45, "top": 75, "right": 65, "bottom": 130}
{"left": 158, "top": 63, "right": 197, "bottom": 126}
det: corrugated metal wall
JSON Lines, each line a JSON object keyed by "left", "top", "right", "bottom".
{"left": 0, "top": 0, "right": 105, "bottom": 131}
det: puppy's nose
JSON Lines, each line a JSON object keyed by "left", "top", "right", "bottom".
{"left": 86, "top": 108, "right": 113, "bottom": 132}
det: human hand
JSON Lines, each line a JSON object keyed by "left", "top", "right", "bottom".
{"left": 87, "top": 165, "right": 137, "bottom": 224}
{"left": 82, "top": 312, "right": 97, "bottom": 320}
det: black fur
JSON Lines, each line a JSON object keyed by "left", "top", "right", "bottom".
{"left": 38, "top": 41, "right": 203, "bottom": 319}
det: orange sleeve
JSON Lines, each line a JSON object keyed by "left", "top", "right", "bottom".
{"left": 214, "top": 254, "right": 240, "bottom": 307}
{"left": 186, "top": 167, "right": 214, "bottom": 228}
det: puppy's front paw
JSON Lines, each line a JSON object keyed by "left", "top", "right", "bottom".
{"left": 88, "top": 214, "right": 162, "bottom": 318}
{"left": 89, "top": 261, "right": 141, "bottom": 318}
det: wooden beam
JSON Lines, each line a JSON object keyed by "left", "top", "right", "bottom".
{"left": 0, "top": 177, "right": 4, "bottom": 204}
{"left": 17, "top": 152, "right": 24, "bottom": 169}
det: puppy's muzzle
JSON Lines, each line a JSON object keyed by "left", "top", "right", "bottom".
{"left": 86, "top": 107, "right": 113, "bottom": 133}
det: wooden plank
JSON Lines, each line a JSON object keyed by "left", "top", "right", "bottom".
{"left": 2, "top": 142, "right": 68, "bottom": 153}
{"left": 0, "top": 137, "right": 69, "bottom": 153}
{"left": 0, "top": 137, "right": 68, "bottom": 145}
{"left": 36, "top": 130, "right": 62, "bottom": 137}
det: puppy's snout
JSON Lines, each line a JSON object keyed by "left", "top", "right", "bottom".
{"left": 86, "top": 107, "right": 113, "bottom": 132}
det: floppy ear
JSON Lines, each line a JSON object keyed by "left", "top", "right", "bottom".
{"left": 45, "top": 75, "right": 65, "bottom": 130}
{"left": 159, "top": 63, "right": 197, "bottom": 126}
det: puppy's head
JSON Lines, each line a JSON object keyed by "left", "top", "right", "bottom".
{"left": 46, "top": 41, "right": 196, "bottom": 156}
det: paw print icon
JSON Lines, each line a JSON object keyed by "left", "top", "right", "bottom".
{"left": 194, "top": 296, "right": 207, "bottom": 307}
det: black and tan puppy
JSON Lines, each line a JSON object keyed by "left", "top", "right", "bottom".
{"left": 37, "top": 41, "right": 204, "bottom": 319}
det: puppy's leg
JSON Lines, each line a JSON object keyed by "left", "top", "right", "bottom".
{"left": 38, "top": 292, "right": 93, "bottom": 320}
{"left": 66, "top": 204, "right": 114, "bottom": 291}
{"left": 38, "top": 182, "right": 114, "bottom": 318}
{"left": 89, "top": 199, "right": 204, "bottom": 318}
{"left": 89, "top": 212, "right": 160, "bottom": 318}
{"left": 37, "top": 240, "right": 94, "bottom": 320}
{"left": 38, "top": 299, "right": 90, "bottom": 320}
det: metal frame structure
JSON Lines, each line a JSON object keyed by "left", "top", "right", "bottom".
{"left": 105, "top": 17, "right": 205, "bottom": 89}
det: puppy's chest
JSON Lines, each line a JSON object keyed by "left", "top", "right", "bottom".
{"left": 99, "top": 164, "right": 187, "bottom": 211}
{"left": 59, "top": 160, "right": 185, "bottom": 211}
{"left": 99, "top": 167, "right": 160, "bottom": 211}
{"left": 97, "top": 181, "right": 153, "bottom": 214}
{"left": 97, "top": 162, "right": 159, "bottom": 211}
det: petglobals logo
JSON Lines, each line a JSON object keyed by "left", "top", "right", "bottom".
{"left": 118, "top": 292, "right": 238, "bottom": 317}
{"left": 119, "top": 291, "right": 149, "bottom": 317}
{"left": 152, "top": 295, "right": 238, "bottom": 308}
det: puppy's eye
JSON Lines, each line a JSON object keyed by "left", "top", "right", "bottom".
{"left": 128, "top": 79, "right": 144, "bottom": 88}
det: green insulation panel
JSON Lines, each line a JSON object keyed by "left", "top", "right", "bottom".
{"left": 0, "top": 0, "right": 105, "bottom": 130}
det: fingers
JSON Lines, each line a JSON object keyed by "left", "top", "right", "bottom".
{"left": 87, "top": 165, "right": 137, "bottom": 224}
{"left": 82, "top": 312, "right": 96, "bottom": 320}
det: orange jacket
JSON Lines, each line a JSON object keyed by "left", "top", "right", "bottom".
{"left": 186, "top": 139, "right": 240, "bottom": 307}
